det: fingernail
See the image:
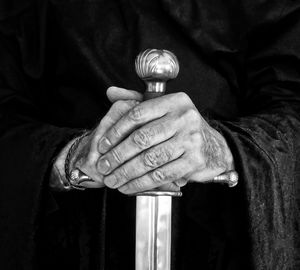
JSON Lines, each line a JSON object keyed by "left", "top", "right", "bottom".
{"left": 97, "top": 157, "right": 111, "bottom": 174}
{"left": 98, "top": 137, "right": 112, "bottom": 154}
{"left": 104, "top": 175, "right": 118, "bottom": 188}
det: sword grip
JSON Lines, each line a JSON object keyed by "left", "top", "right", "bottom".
{"left": 143, "top": 91, "right": 165, "bottom": 101}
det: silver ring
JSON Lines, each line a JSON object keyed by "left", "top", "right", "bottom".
{"left": 69, "top": 168, "right": 95, "bottom": 190}
{"left": 213, "top": 170, "right": 239, "bottom": 187}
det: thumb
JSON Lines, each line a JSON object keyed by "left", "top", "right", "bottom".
{"left": 107, "top": 86, "right": 143, "bottom": 103}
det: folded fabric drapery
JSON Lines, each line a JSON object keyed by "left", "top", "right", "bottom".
{"left": 0, "top": 1, "right": 299, "bottom": 269}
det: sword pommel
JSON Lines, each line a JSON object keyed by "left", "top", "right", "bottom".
{"left": 135, "top": 49, "right": 179, "bottom": 94}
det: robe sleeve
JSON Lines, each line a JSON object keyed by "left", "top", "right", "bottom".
{"left": 0, "top": 3, "right": 81, "bottom": 268}
{"left": 207, "top": 2, "right": 300, "bottom": 269}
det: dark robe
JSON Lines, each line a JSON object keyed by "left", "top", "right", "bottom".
{"left": 0, "top": 0, "right": 299, "bottom": 269}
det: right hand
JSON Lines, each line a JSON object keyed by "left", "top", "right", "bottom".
{"left": 52, "top": 87, "right": 143, "bottom": 189}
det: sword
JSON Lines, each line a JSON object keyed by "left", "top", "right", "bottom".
{"left": 133, "top": 49, "right": 238, "bottom": 270}
{"left": 134, "top": 49, "right": 181, "bottom": 270}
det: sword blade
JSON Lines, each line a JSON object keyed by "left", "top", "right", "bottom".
{"left": 136, "top": 195, "right": 172, "bottom": 270}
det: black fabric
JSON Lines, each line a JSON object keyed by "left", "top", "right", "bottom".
{"left": 0, "top": 0, "right": 299, "bottom": 269}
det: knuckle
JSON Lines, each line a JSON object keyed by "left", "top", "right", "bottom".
{"left": 169, "top": 171, "right": 180, "bottom": 182}
{"left": 118, "top": 166, "right": 130, "bottom": 181}
{"left": 191, "top": 151, "right": 205, "bottom": 169}
{"left": 119, "top": 100, "right": 139, "bottom": 111}
{"left": 155, "top": 122, "right": 166, "bottom": 135}
{"left": 133, "top": 179, "right": 145, "bottom": 192}
{"left": 111, "top": 100, "right": 127, "bottom": 116}
{"left": 151, "top": 169, "right": 166, "bottom": 184}
{"left": 112, "top": 100, "right": 138, "bottom": 118}
{"left": 111, "top": 125, "right": 122, "bottom": 139}
{"left": 127, "top": 99, "right": 140, "bottom": 108}
{"left": 128, "top": 105, "right": 143, "bottom": 122}
{"left": 185, "top": 108, "right": 200, "bottom": 122}
{"left": 111, "top": 148, "right": 123, "bottom": 164}
{"left": 143, "top": 151, "right": 156, "bottom": 168}
{"left": 113, "top": 100, "right": 126, "bottom": 108}
{"left": 176, "top": 92, "right": 191, "bottom": 104}
{"left": 190, "top": 131, "right": 202, "bottom": 146}
{"left": 133, "top": 129, "right": 152, "bottom": 148}
{"left": 198, "top": 158, "right": 206, "bottom": 171}
{"left": 143, "top": 147, "right": 172, "bottom": 168}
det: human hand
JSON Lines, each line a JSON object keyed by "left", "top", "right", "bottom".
{"left": 50, "top": 87, "right": 143, "bottom": 190}
{"left": 97, "top": 88, "right": 235, "bottom": 194}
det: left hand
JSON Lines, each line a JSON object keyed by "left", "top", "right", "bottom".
{"left": 98, "top": 87, "right": 234, "bottom": 194}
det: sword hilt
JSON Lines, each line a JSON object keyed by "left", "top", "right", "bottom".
{"left": 135, "top": 49, "right": 181, "bottom": 197}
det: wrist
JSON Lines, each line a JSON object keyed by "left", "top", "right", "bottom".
{"left": 202, "top": 120, "right": 238, "bottom": 187}
{"left": 50, "top": 137, "right": 78, "bottom": 192}
{"left": 204, "top": 118, "right": 235, "bottom": 172}
{"left": 50, "top": 131, "right": 91, "bottom": 192}
{"left": 64, "top": 131, "right": 92, "bottom": 190}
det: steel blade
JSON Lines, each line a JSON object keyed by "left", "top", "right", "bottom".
{"left": 136, "top": 195, "right": 172, "bottom": 270}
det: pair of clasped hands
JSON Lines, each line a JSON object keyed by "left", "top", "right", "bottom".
{"left": 55, "top": 87, "right": 234, "bottom": 194}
